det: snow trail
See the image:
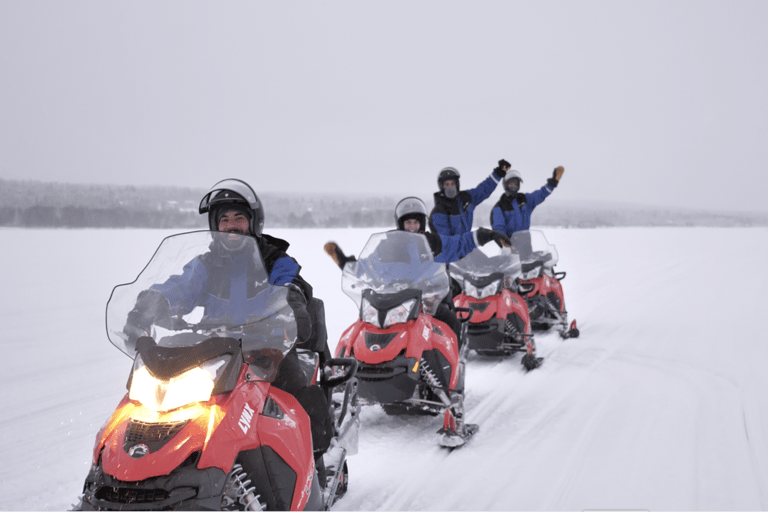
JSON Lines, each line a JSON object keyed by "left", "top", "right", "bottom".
{"left": 1, "top": 227, "right": 767, "bottom": 510}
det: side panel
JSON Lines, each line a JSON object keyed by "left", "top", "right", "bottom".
{"left": 423, "top": 316, "right": 460, "bottom": 389}
{"left": 257, "top": 387, "right": 315, "bottom": 511}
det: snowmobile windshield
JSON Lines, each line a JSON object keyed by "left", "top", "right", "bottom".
{"left": 105, "top": 230, "right": 297, "bottom": 382}
{"left": 509, "top": 230, "right": 559, "bottom": 267}
{"left": 341, "top": 231, "right": 450, "bottom": 316}
{"left": 448, "top": 244, "right": 522, "bottom": 287}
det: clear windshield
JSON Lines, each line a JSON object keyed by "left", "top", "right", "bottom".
{"left": 341, "top": 231, "right": 449, "bottom": 316}
{"left": 448, "top": 243, "right": 521, "bottom": 286}
{"left": 509, "top": 230, "right": 559, "bottom": 267}
{"left": 106, "top": 231, "right": 296, "bottom": 381}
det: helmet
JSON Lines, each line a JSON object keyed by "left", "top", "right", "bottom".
{"left": 503, "top": 170, "right": 523, "bottom": 195}
{"left": 394, "top": 196, "right": 428, "bottom": 232}
{"left": 437, "top": 167, "right": 461, "bottom": 191}
{"left": 199, "top": 179, "right": 264, "bottom": 236}
{"left": 504, "top": 169, "right": 523, "bottom": 183}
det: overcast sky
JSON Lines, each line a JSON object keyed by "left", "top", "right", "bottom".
{"left": 1, "top": 1, "right": 766, "bottom": 212}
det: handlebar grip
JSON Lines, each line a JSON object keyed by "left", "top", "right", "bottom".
{"left": 455, "top": 307, "right": 475, "bottom": 323}
{"left": 322, "top": 357, "right": 358, "bottom": 388}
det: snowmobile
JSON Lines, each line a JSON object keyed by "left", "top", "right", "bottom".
{"left": 75, "top": 231, "right": 360, "bottom": 511}
{"left": 330, "top": 231, "right": 478, "bottom": 448}
{"left": 449, "top": 243, "right": 542, "bottom": 370}
{"left": 510, "top": 230, "right": 579, "bottom": 339}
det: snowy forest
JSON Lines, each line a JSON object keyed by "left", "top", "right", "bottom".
{"left": 1, "top": 178, "right": 766, "bottom": 229}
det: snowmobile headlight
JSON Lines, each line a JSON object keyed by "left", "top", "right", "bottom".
{"left": 383, "top": 298, "right": 417, "bottom": 328}
{"left": 478, "top": 280, "right": 501, "bottom": 299}
{"left": 129, "top": 355, "right": 230, "bottom": 412}
{"left": 465, "top": 280, "right": 500, "bottom": 300}
{"left": 361, "top": 298, "right": 380, "bottom": 328}
{"left": 520, "top": 268, "right": 541, "bottom": 280}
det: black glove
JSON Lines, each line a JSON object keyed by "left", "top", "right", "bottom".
{"left": 123, "top": 289, "right": 172, "bottom": 347}
{"left": 493, "top": 159, "right": 511, "bottom": 179}
{"left": 477, "top": 227, "right": 511, "bottom": 248}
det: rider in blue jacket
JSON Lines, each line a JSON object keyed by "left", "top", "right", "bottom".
{"left": 124, "top": 179, "right": 334, "bottom": 458}
{"left": 324, "top": 197, "right": 509, "bottom": 344}
{"left": 428, "top": 160, "right": 510, "bottom": 237}
{"left": 491, "top": 166, "right": 565, "bottom": 236}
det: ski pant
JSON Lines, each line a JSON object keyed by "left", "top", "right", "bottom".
{"left": 272, "top": 349, "right": 334, "bottom": 454}
{"left": 434, "top": 296, "right": 462, "bottom": 348}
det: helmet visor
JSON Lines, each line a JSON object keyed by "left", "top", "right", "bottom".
{"left": 199, "top": 179, "right": 260, "bottom": 214}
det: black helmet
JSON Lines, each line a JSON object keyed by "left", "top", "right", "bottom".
{"left": 394, "top": 196, "right": 428, "bottom": 232}
{"left": 437, "top": 167, "right": 461, "bottom": 191}
{"left": 199, "top": 179, "right": 264, "bottom": 236}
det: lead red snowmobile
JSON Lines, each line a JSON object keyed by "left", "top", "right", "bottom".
{"left": 510, "top": 230, "right": 579, "bottom": 339}
{"left": 448, "top": 243, "right": 542, "bottom": 370}
{"left": 75, "top": 231, "right": 359, "bottom": 511}
{"left": 331, "top": 231, "right": 478, "bottom": 448}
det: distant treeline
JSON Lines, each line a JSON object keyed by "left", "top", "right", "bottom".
{"left": 1, "top": 179, "right": 766, "bottom": 229}
{"left": 0, "top": 179, "right": 397, "bottom": 229}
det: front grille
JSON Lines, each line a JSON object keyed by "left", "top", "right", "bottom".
{"left": 467, "top": 323, "right": 494, "bottom": 335}
{"left": 124, "top": 419, "right": 190, "bottom": 453}
{"left": 96, "top": 486, "right": 169, "bottom": 504}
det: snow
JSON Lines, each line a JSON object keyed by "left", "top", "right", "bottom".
{"left": 1, "top": 226, "right": 767, "bottom": 510}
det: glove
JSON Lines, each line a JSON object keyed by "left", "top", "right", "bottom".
{"left": 476, "top": 227, "right": 511, "bottom": 248}
{"left": 123, "top": 290, "right": 172, "bottom": 344}
{"left": 493, "top": 159, "right": 511, "bottom": 179}
{"left": 324, "top": 241, "right": 355, "bottom": 269}
{"left": 547, "top": 166, "right": 564, "bottom": 188}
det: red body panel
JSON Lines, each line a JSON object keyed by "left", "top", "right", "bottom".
{"left": 523, "top": 273, "right": 566, "bottom": 312}
{"left": 93, "top": 363, "right": 315, "bottom": 510}
{"left": 454, "top": 289, "right": 531, "bottom": 332}
{"left": 335, "top": 314, "right": 460, "bottom": 389}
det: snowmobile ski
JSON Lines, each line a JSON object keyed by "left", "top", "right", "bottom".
{"left": 560, "top": 319, "right": 580, "bottom": 339}
{"left": 521, "top": 354, "right": 544, "bottom": 371}
{"left": 438, "top": 423, "right": 479, "bottom": 449}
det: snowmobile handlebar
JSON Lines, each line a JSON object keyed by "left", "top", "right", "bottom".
{"left": 322, "top": 357, "right": 358, "bottom": 389}
{"left": 455, "top": 307, "right": 475, "bottom": 323}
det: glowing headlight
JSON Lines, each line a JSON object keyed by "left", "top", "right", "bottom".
{"left": 466, "top": 280, "right": 501, "bottom": 300}
{"left": 383, "top": 299, "right": 417, "bottom": 328}
{"left": 129, "top": 355, "right": 230, "bottom": 412}
{"left": 361, "top": 298, "right": 380, "bottom": 327}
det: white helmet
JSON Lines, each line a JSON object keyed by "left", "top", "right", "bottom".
{"left": 503, "top": 170, "right": 523, "bottom": 195}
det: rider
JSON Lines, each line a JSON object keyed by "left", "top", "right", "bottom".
{"left": 124, "top": 178, "right": 334, "bottom": 458}
{"left": 491, "top": 166, "right": 565, "bottom": 238}
{"left": 325, "top": 196, "right": 509, "bottom": 344}
{"left": 428, "top": 159, "right": 510, "bottom": 237}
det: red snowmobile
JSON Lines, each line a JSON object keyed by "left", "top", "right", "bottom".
{"left": 75, "top": 231, "right": 359, "bottom": 511}
{"left": 331, "top": 231, "right": 478, "bottom": 448}
{"left": 449, "top": 243, "right": 542, "bottom": 370}
{"left": 510, "top": 230, "right": 579, "bottom": 339}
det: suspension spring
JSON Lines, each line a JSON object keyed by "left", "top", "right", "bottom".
{"left": 504, "top": 318, "right": 519, "bottom": 338}
{"left": 419, "top": 359, "right": 452, "bottom": 408}
{"left": 229, "top": 464, "right": 265, "bottom": 511}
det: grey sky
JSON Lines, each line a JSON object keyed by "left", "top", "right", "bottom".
{"left": 1, "top": 1, "right": 766, "bottom": 212}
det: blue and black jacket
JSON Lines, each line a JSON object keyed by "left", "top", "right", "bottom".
{"left": 429, "top": 171, "right": 503, "bottom": 237}
{"left": 491, "top": 183, "right": 554, "bottom": 236}
{"left": 149, "top": 233, "right": 312, "bottom": 337}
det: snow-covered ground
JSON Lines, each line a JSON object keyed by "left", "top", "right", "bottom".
{"left": 1, "top": 226, "right": 767, "bottom": 510}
